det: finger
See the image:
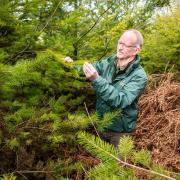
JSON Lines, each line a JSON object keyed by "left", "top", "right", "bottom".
{"left": 83, "top": 64, "right": 93, "bottom": 74}
{"left": 83, "top": 64, "right": 92, "bottom": 76}
{"left": 84, "top": 63, "right": 96, "bottom": 75}
{"left": 83, "top": 65, "right": 87, "bottom": 74}
{"left": 84, "top": 67, "right": 93, "bottom": 76}
{"left": 85, "top": 62, "right": 95, "bottom": 71}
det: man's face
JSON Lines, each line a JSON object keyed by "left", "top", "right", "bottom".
{"left": 117, "top": 32, "right": 140, "bottom": 60}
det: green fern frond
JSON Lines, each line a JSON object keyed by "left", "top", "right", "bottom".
{"left": 6, "top": 61, "right": 41, "bottom": 88}
{"left": 67, "top": 96, "right": 85, "bottom": 106}
{"left": 40, "top": 112, "right": 61, "bottom": 123}
{"left": 77, "top": 131, "right": 119, "bottom": 162}
{"left": 119, "top": 168, "right": 138, "bottom": 180}
{"left": 87, "top": 174, "right": 120, "bottom": 180}
{"left": 49, "top": 96, "right": 67, "bottom": 113}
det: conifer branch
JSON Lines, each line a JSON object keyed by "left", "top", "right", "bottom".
{"left": 39, "top": 0, "right": 63, "bottom": 34}
{"left": 78, "top": 132, "right": 175, "bottom": 180}
{"left": 118, "top": 157, "right": 175, "bottom": 180}
{"left": 75, "top": 4, "right": 113, "bottom": 44}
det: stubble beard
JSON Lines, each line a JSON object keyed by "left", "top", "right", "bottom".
{"left": 117, "top": 53, "right": 133, "bottom": 61}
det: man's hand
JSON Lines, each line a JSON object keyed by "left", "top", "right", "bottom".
{"left": 64, "top": 56, "right": 73, "bottom": 63}
{"left": 83, "top": 62, "right": 99, "bottom": 81}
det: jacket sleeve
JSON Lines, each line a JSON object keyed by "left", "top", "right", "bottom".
{"left": 92, "top": 74, "right": 147, "bottom": 109}
{"left": 92, "top": 60, "right": 105, "bottom": 75}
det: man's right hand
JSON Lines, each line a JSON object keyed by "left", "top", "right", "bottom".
{"left": 83, "top": 62, "right": 99, "bottom": 81}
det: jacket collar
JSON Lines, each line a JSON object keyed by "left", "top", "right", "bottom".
{"left": 109, "top": 54, "right": 140, "bottom": 75}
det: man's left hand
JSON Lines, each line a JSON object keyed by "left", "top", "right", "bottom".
{"left": 83, "top": 62, "right": 99, "bottom": 81}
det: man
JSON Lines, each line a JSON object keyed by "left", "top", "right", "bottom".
{"left": 66, "top": 29, "right": 147, "bottom": 147}
{"left": 83, "top": 29, "right": 147, "bottom": 147}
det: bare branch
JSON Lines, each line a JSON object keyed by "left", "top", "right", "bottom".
{"left": 75, "top": 4, "right": 113, "bottom": 44}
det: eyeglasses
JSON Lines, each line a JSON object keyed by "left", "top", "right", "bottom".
{"left": 118, "top": 41, "right": 138, "bottom": 48}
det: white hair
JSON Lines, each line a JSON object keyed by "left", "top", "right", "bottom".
{"left": 124, "top": 29, "right": 144, "bottom": 48}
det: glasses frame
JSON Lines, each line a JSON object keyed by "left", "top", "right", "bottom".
{"left": 118, "top": 41, "right": 138, "bottom": 48}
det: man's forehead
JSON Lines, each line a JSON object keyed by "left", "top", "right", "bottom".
{"left": 119, "top": 31, "right": 137, "bottom": 43}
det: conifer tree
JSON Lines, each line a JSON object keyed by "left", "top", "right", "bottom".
{"left": 0, "top": 49, "right": 116, "bottom": 179}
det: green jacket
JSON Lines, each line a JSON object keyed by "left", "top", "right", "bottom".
{"left": 92, "top": 54, "right": 147, "bottom": 133}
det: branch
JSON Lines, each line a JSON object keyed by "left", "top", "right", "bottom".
{"left": 97, "top": 37, "right": 112, "bottom": 61}
{"left": 23, "top": 127, "right": 52, "bottom": 132}
{"left": 84, "top": 102, "right": 100, "bottom": 138}
{"left": 15, "top": 170, "right": 54, "bottom": 174}
{"left": 39, "top": 0, "right": 63, "bottom": 34}
{"left": 6, "top": 44, "right": 30, "bottom": 64}
{"left": 80, "top": 132, "right": 176, "bottom": 180}
{"left": 75, "top": 5, "right": 113, "bottom": 44}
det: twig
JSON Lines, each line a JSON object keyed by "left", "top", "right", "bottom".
{"left": 15, "top": 170, "right": 54, "bottom": 174}
{"left": 6, "top": 44, "right": 30, "bottom": 64}
{"left": 84, "top": 102, "right": 100, "bottom": 138}
{"left": 15, "top": 171, "right": 29, "bottom": 180}
{"left": 39, "top": 0, "right": 63, "bottom": 34}
{"left": 15, "top": 119, "right": 31, "bottom": 129}
{"left": 118, "top": 159, "right": 175, "bottom": 180}
{"left": 75, "top": 4, "right": 113, "bottom": 44}
{"left": 24, "top": 127, "right": 52, "bottom": 132}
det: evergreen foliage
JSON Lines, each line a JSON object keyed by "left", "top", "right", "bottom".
{"left": 118, "top": 136, "right": 134, "bottom": 161}
{"left": 0, "top": 49, "right": 120, "bottom": 179}
{"left": 90, "top": 110, "right": 121, "bottom": 131}
{"left": 142, "top": 4, "right": 180, "bottom": 73}
{"left": 77, "top": 131, "right": 136, "bottom": 179}
{"left": 0, "top": 50, "right": 93, "bottom": 178}
{"left": 133, "top": 149, "right": 151, "bottom": 168}
{"left": 78, "top": 131, "right": 175, "bottom": 179}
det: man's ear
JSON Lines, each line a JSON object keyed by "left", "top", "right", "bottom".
{"left": 135, "top": 47, "right": 141, "bottom": 54}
